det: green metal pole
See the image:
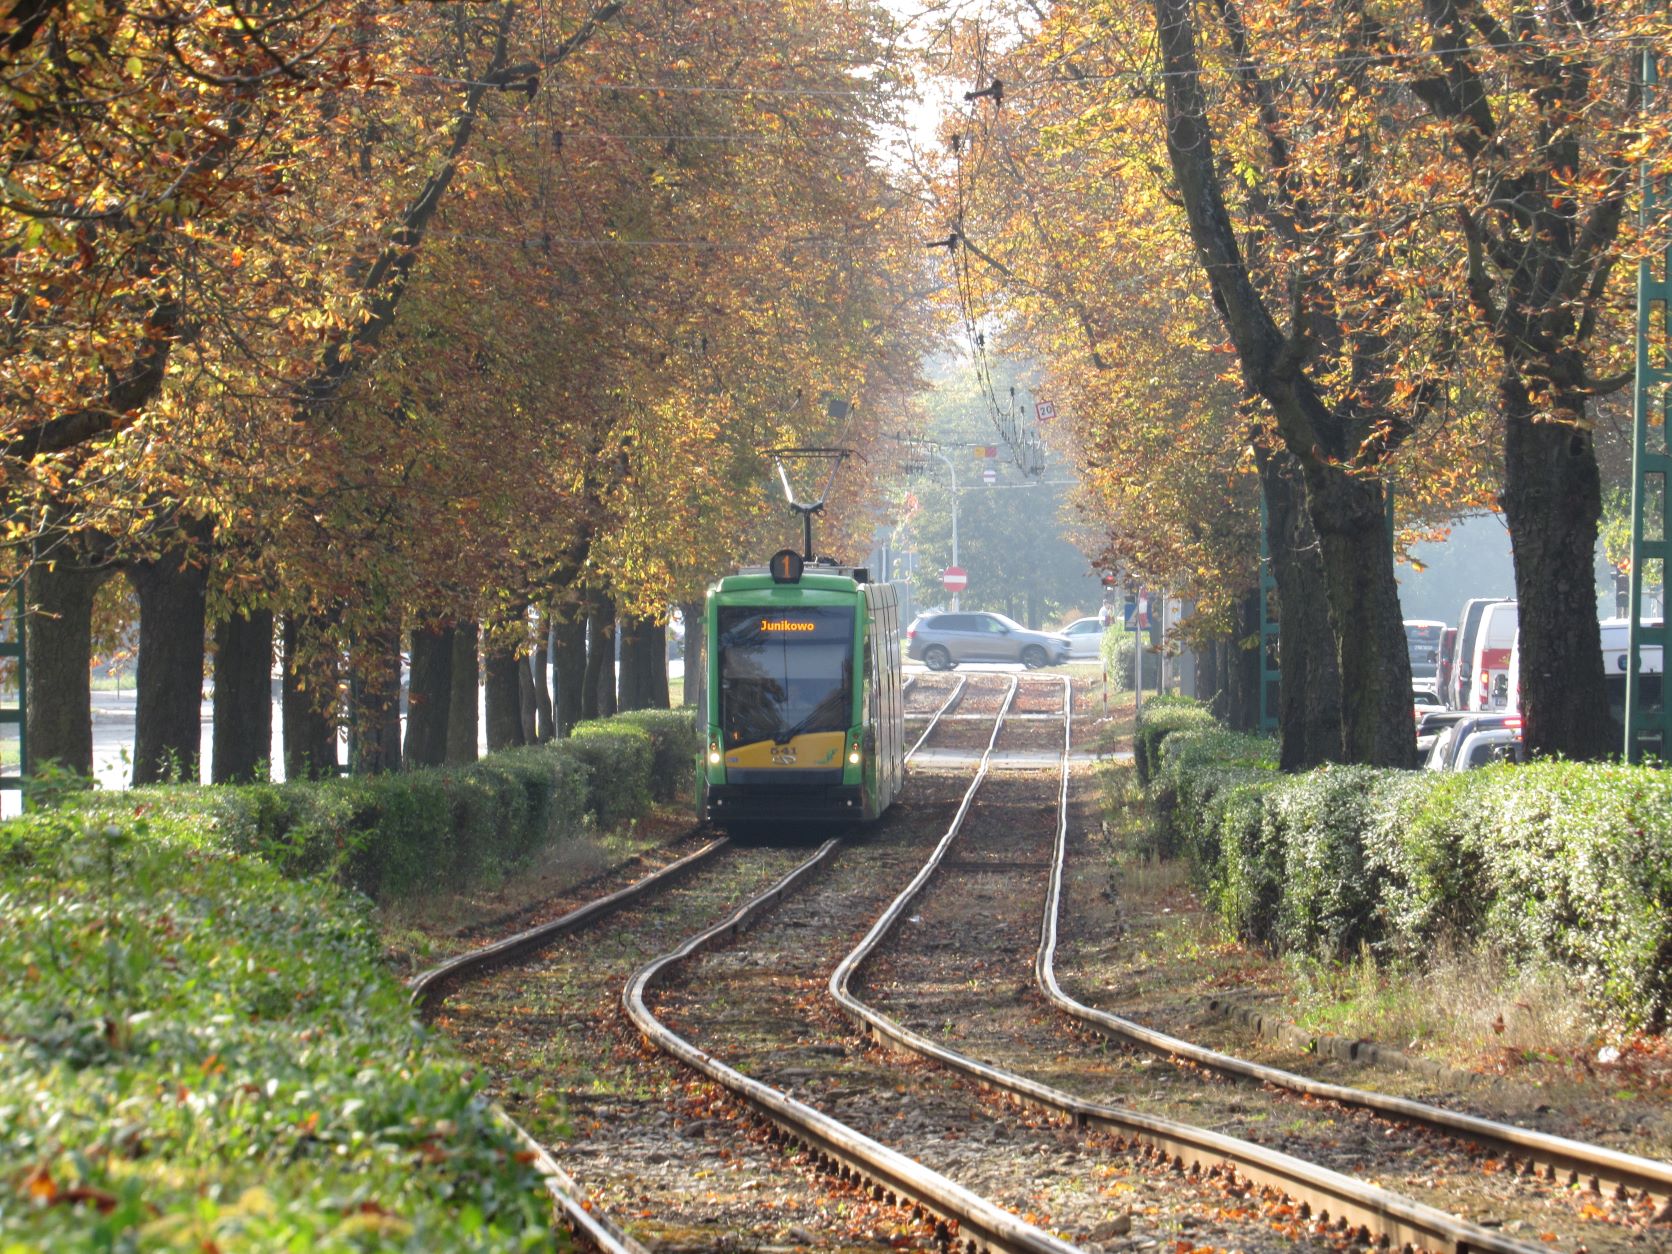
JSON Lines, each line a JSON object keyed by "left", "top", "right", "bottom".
{"left": 1628, "top": 33, "right": 1671, "bottom": 764}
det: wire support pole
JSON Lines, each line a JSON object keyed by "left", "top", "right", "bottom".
{"left": 931, "top": 448, "right": 960, "bottom": 611}
{"left": 1628, "top": 26, "right": 1671, "bottom": 764}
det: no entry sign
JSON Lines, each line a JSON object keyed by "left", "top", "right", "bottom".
{"left": 942, "top": 565, "right": 968, "bottom": 592}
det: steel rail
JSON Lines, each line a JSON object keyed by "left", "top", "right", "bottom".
{"left": 832, "top": 677, "right": 1548, "bottom": 1254}
{"left": 409, "top": 842, "right": 732, "bottom": 1250}
{"left": 408, "top": 838, "right": 730, "bottom": 1011}
{"left": 498, "top": 1105, "right": 649, "bottom": 1254}
{"left": 906, "top": 673, "right": 970, "bottom": 760}
{"left": 623, "top": 819, "right": 1080, "bottom": 1252}
{"left": 1036, "top": 709, "right": 1672, "bottom": 1208}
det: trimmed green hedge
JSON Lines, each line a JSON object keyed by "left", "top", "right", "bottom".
{"left": 1133, "top": 694, "right": 1218, "bottom": 785}
{"left": 63, "top": 707, "right": 697, "bottom": 901}
{"left": 1140, "top": 701, "right": 1672, "bottom": 1030}
{"left": 611, "top": 708, "right": 703, "bottom": 803}
{"left": 0, "top": 808, "right": 553, "bottom": 1250}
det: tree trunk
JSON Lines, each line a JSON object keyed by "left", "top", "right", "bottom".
{"left": 131, "top": 546, "right": 208, "bottom": 786}
{"left": 518, "top": 648, "right": 538, "bottom": 744}
{"left": 644, "top": 621, "right": 669, "bottom": 708}
{"left": 552, "top": 603, "right": 586, "bottom": 736}
{"left": 618, "top": 615, "right": 665, "bottom": 711}
{"left": 1502, "top": 377, "right": 1614, "bottom": 758}
{"left": 348, "top": 615, "right": 401, "bottom": 775}
{"left": 532, "top": 627, "right": 554, "bottom": 741}
{"left": 281, "top": 614, "right": 337, "bottom": 780}
{"left": 585, "top": 595, "right": 616, "bottom": 719}
{"left": 484, "top": 636, "right": 525, "bottom": 752}
{"left": 1153, "top": 0, "right": 1414, "bottom": 766}
{"left": 404, "top": 624, "right": 453, "bottom": 767}
{"left": 680, "top": 601, "right": 703, "bottom": 710}
{"left": 212, "top": 608, "right": 273, "bottom": 784}
{"left": 24, "top": 551, "right": 105, "bottom": 778}
{"left": 1259, "top": 455, "right": 1345, "bottom": 769}
{"left": 1196, "top": 635, "right": 1222, "bottom": 716}
{"left": 1223, "top": 591, "right": 1257, "bottom": 735}
{"left": 617, "top": 615, "right": 646, "bottom": 712}
{"left": 447, "top": 621, "right": 479, "bottom": 763}
{"left": 1300, "top": 469, "right": 1414, "bottom": 766}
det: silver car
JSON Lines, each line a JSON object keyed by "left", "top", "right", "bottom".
{"left": 1061, "top": 616, "right": 1107, "bottom": 660}
{"left": 906, "top": 612, "right": 1072, "bottom": 670}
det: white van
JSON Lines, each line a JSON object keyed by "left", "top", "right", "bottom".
{"left": 1448, "top": 597, "right": 1510, "bottom": 709}
{"left": 1504, "top": 618, "right": 1663, "bottom": 723}
{"left": 1600, "top": 618, "right": 1665, "bottom": 734}
{"left": 1467, "top": 601, "right": 1518, "bottom": 710}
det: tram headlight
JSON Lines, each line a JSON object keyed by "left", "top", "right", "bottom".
{"left": 848, "top": 741, "right": 862, "bottom": 765}
{"left": 708, "top": 737, "right": 721, "bottom": 766}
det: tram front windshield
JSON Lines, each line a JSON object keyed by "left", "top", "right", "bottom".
{"left": 718, "top": 606, "right": 854, "bottom": 747}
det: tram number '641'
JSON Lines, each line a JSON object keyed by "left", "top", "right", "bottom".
{"left": 771, "top": 744, "right": 799, "bottom": 765}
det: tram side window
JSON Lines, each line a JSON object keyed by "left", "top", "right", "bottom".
{"left": 863, "top": 637, "right": 875, "bottom": 725}
{"left": 717, "top": 606, "right": 855, "bottom": 746}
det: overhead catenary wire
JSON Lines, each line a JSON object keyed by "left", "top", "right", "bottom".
{"left": 403, "top": 25, "right": 1670, "bottom": 102}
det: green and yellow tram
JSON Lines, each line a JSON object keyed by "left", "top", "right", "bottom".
{"left": 701, "top": 549, "right": 905, "bottom": 827}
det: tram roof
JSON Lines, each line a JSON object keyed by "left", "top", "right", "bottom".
{"left": 711, "top": 566, "right": 868, "bottom": 597}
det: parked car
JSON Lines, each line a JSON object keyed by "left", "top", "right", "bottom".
{"left": 1424, "top": 712, "right": 1523, "bottom": 770}
{"left": 906, "top": 612, "right": 1072, "bottom": 670}
{"left": 1447, "top": 597, "right": 1510, "bottom": 709}
{"left": 1060, "top": 616, "right": 1106, "bottom": 660}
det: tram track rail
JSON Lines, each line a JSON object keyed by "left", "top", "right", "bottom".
{"left": 408, "top": 838, "right": 737, "bottom": 1251}
{"left": 1035, "top": 718, "right": 1672, "bottom": 1211}
{"left": 412, "top": 672, "right": 989, "bottom": 1250}
{"left": 622, "top": 673, "right": 1095, "bottom": 1254}
{"left": 410, "top": 668, "right": 1666, "bottom": 1252}
{"left": 830, "top": 675, "right": 1565, "bottom": 1254}
{"left": 412, "top": 677, "right": 1015, "bottom": 1249}
{"left": 907, "top": 673, "right": 970, "bottom": 757}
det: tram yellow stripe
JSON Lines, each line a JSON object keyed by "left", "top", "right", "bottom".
{"left": 723, "top": 731, "right": 847, "bottom": 769}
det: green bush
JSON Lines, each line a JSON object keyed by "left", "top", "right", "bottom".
{"left": 563, "top": 719, "right": 654, "bottom": 830}
{"left": 1098, "top": 624, "right": 1134, "bottom": 694}
{"left": 1140, "top": 706, "right": 1672, "bottom": 1030}
{"left": 1133, "top": 695, "right": 1219, "bottom": 784}
{"left": 64, "top": 709, "right": 664, "bottom": 901}
{"left": 0, "top": 809, "right": 553, "bottom": 1251}
{"left": 611, "top": 707, "right": 701, "bottom": 802}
